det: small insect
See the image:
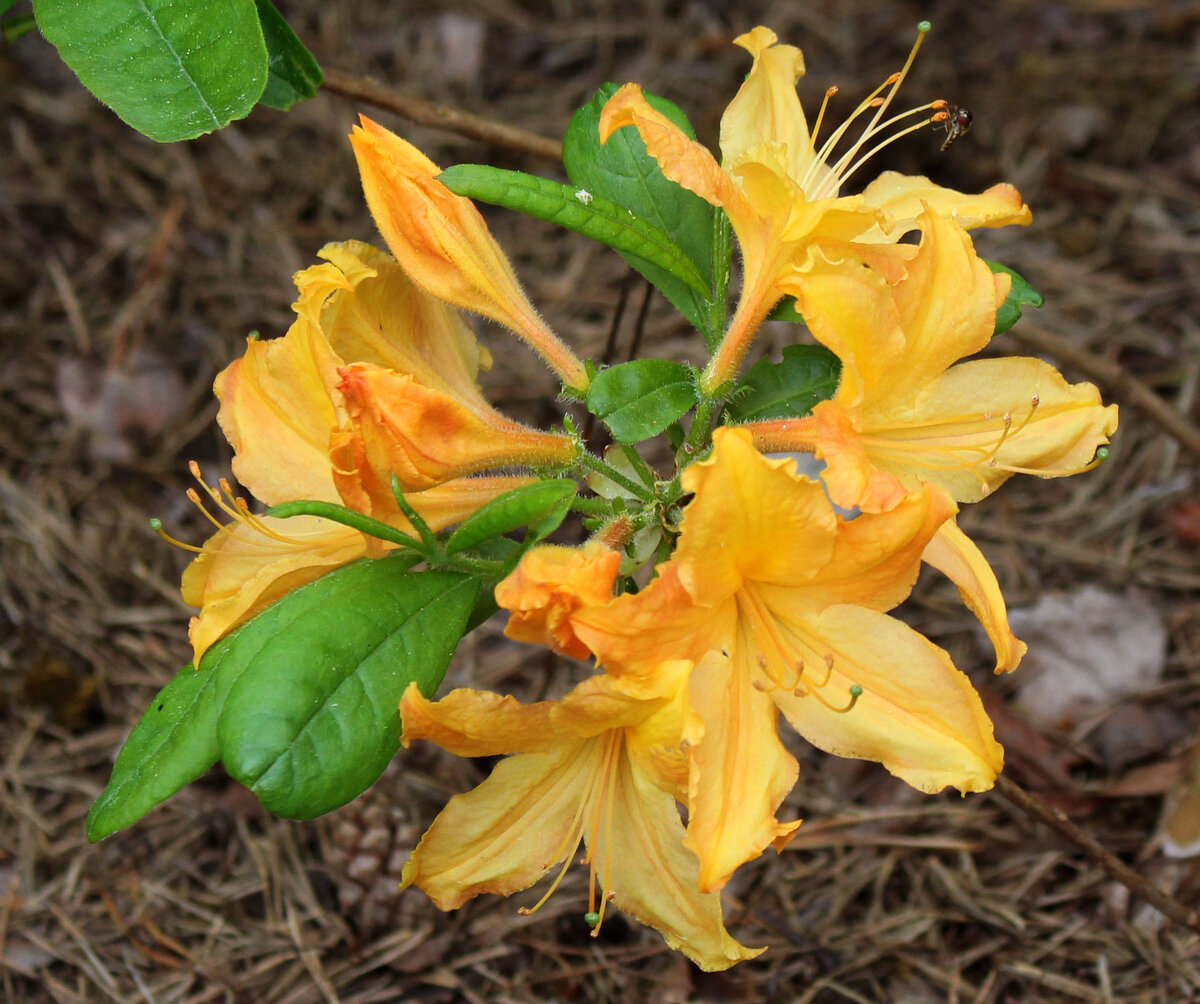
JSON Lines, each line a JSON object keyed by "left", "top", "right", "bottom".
{"left": 937, "top": 105, "right": 973, "bottom": 152}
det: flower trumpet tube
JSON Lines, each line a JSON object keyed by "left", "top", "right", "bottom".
{"left": 350, "top": 116, "right": 589, "bottom": 391}
{"left": 398, "top": 666, "right": 763, "bottom": 972}
{"left": 599, "top": 25, "right": 1032, "bottom": 392}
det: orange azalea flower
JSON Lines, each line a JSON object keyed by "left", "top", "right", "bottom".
{"left": 561, "top": 428, "right": 1003, "bottom": 892}
{"left": 599, "top": 25, "right": 1031, "bottom": 391}
{"left": 350, "top": 116, "right": 589, "bottom": 391}
{"left": 183, "top": 241, "right": 573, "bottom": 664}
{"left": 748, "top": 209, "right": 1117, "bottom": 517}
{"left": 398, "top": 665, "right": 763, "bottom": 972}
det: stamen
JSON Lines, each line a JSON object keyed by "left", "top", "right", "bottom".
{"left": 149, "top": 517, "right": 203, "bottom": 553}
{"left": 809, "top": 86, "right": 839, "bottom": 152}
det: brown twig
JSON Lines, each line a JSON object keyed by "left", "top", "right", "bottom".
{"left": 1006, "top": 321, "right": 1200, "bottom": 460}
{"left": 993, "top": 774, "right": 1200, "bottom": 935}
{"left": 320, "top": 68, "right": 563, "bottom": 163}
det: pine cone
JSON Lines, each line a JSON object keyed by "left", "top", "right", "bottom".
{"left": 319, "top": 759, "right": 439, "bottom": 937}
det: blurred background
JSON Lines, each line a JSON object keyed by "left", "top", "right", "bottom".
{"left": 2, "top": 0, "right": 1199, "bottom": 1000}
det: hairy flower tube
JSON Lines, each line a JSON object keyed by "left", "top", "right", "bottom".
{"left": 505, "top": 428, "right": 1003, "bottom": 893}
{"left": 599, "top": 24, "right": 1032, "bottom": 391}
{"left": 350, "top": 116, "right": 589, "bottom": 392}
{"left": 180, "top": 241, "right": 575, "bottom": 665}
{"left": 398, "top": 665, "right": 763, "bottom": 971}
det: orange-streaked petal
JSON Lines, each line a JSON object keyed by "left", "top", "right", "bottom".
{"left": 807, "top": 399, "right": 909, "bottom": 514}
{"left": 600, "top": 749, "right": 765, "bottom": 970}
{"left": 771, "top": 604, "right": 1004, "bottom": 793}
{"left": 496, "top": 542, "right": 623, "bottom": 659}
{"left": 349, "top": 117, "right": 587, "bottom": 390}
{"left": 183, "top": 515, "right": 371, "bottom": 666}
{"left": 684, "top": 649, "right": 802, "bottom": 892}
{"left": 599, "top": 83, "right": 757, "bottom": 232}
{"left": 922, "top": 520, "right": 1026, "bottom": 673}
{"left": 400, "top": 683, "right": 559, "bottom": 756}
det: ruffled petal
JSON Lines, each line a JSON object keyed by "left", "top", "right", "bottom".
{"left": 922, "top": 520, "right": 1027, "bottom": 673}
{"left": 496, "top": 542, "right": 623, "bottom": 659}
{"left": 771, "top": 605, "right": 1004, "bottom": 793}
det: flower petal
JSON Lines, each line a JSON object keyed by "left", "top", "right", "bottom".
{"left": 772, "top": 604, "right": 1004, "bottom": 793}
{"left": 684, "top": 649, "right": 802, "bottom": 892}
{"left": 860, "top": 171, "right": 1033, "bottom": 231}
{"left": 400, "top": 682, "right": 559, "bottom": 756}
{"left": 183, "top": 515, "right": 370, "bottom": 665}
{"left": 922, "top": 520, "right": 1026, "bottom": 673}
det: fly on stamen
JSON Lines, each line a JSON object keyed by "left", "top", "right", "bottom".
{"left": 936, "top": 105, "right": 973, "bottom": 152}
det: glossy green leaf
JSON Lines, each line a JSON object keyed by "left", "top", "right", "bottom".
{"left": 766, "top": 296, "right": 804, "bottom": 323}
{"left": 86, "top": 630, "right": 245, "bottom": 842}
{"left": 564, "top": 84, "right": 725, "bottom": 338}
{"left": 218, "top": 558, "right": 478, "bottom": 819}
{"left": 438, "top": 165, "right": 708, "bottom": 296}
{"left": 587, "top": 360, "right": 697, "bottom": 443}
{"left": 254, "top": 0, "right": 322, "bottom": 111}
{"left": 32, "top": 0, "right": 267, "bottom": 142}
{"left": 725, "top": 345, "right": 841, "bottom": 422}
{"left": 446, "top": 480, "right": 577, "bottom": 555}
{"left": 987, "top": 260, "right": 1044, "bottom": 335}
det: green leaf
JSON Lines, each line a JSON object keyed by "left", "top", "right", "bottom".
{"left": 725, "top": 345, "right": 841, "bottom": 422}
{"left": 446, "top": 480, "right": 577, "bottom": 555}
{"left": 587, "top": 360, "right": 698, "bottom": 443}
{"left": 438, "top": 165, "right": 708, "bottom": 297}
{"left": 86, "top": 630, "right": 246, "bottom": 842}
{"left": 254, "top": 0, "right": 322, "bottom": 111}
{"left": 32, "top": 0, "right": 268, "bottom": 142}
{"left": 218, "top": 558, "right": 478, "bottom": 819}
{"left": 766, "top": 296, "right": 804, "bottom": 323}
{"left": 986, "top": 260, "right": 1044, "bottom": 335}
{"left": 563, "top": 84, "right": 722, "bottom": 338}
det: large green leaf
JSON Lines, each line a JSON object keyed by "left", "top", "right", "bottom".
{"left": 85, "top": 632, "right": 243, "bottom": 842}
{"left": 564, "top": 84, "right": 726, "bottom": 338}
{"left": 218, "top": 560, "right": 479, "bottom": 819}
{"left": 725, "top": 345, "right": 842, "bottom": 422}
{"left": 987, "top": 260, "right": 1044, "bottom": 335}
{"left": 254, "top": 0, "right": 322, "bottom": 111}
{"left": 33, "top": 0, "right": 268, "bottom": 142}
{"left": 438, "top": 165, "right": 708, "bottom": 296}
{"left": 587, "top": 360, "right": 698, "bottom": 442}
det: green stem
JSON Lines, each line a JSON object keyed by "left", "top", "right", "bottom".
{"left": 570, "top": 495, "right": 614, "bottom": 517}
{"left": 619, "top": 444, "right": 658, "bottom": 489}
{"left": 681, "top": 395, "right": 719, "bottom": 466}
{"left": 265, "top": 500, "right": 424, "bottom": 551}
{"left": 390, "top": 476, "right": 445, "bottom": 561}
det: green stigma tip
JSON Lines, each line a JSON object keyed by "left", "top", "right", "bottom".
{"left": 583, "top": 911, "right": 601, "bottom": 926}
{"left": 1096, "top": 446, "right": 1110, "bottom": 461}
{"left": 149, "top": 517, "right": 162, "bottom": 530}
{"left": 918, "top": 20, "right": 931, "bottom": 32}
{"left": 849, "top": 684, "right": 863, "bottom": 697}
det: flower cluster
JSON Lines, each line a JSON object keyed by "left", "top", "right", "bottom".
{"left": 172, "top": 25, "right": 1116, "bottom": 970}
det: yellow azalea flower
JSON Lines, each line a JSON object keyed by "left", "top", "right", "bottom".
{"left": 349, "top": 116, "right": 589, "bottom": 391}
{"left": 398, "top": 665, "right": 763, "bottom": 972}
{"left": 560, "top": 428, "right": 1003, "bottom": 892}
{"left": 494, "top": 540, "right": 623, "bottom": 659}
{"left": 598, "top": 25, "right": 1031, "bottom": 392}
{"left": 182, "top": 241, "right": 573, "bottom": 664}
{"left": 745, "top": 208, "right": 1118, "bottom": 516}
